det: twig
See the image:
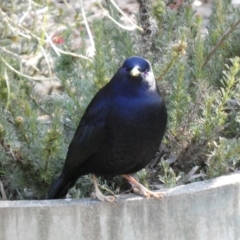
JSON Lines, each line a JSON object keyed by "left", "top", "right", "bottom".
{"left": 109, "top": 0, "right": 143, "bottom": 32}
{"left": 99, "top": 184, "right": 116, "bottom": 196}
{"left": 97, "top": 1, "right": 143, "bottom": 32}
{"left": 0, "top": 181, "right": 7, "bottom": 200}
{"left": 0, "top": 136, "right": 19, "bottom": 162}
{"left": 0, "top": 46, "right": 21, "bottom": 59}
{"left": 80, "top": 0, "right": 95, "bottom": 55}
{"left": 0, "top": 55, "right": 51, "bottom": 81}
{"left": 202, "top": 17, "right": 240, "bottom": 69}
{"left": 3, "top": 69, "right": 11, "bottom": 109}
{"left": 44, "top": 30, "right": 91, "bottom": 60}
{"left": 18, "top": 0, "right": 32, "bottom": 24}
{"left": 39, "top": 45, "right": 53, "bottom": 80}
{"left": 62, "top": 0, "right": 71, "bottom": 9}
{"left": 137, "top": 0, "right": 158, "bottom": 56}
{"left": 157, "top": 53, "right": 179, "bottom": 81}
{"left": 1, "top": 8, "right": 91, "bottom": 61}
{"left": 0, "top": 9, "right": 31, "bottom": 39}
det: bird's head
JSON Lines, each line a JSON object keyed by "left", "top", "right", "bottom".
{"left": 110, "top": 56, "right": 157, "bottom": 96}
{"left": 114, "top": 56, "right": 156, "bottom": 93}
{"left": 122, "top": 56, "right": 152, "bottom": 79}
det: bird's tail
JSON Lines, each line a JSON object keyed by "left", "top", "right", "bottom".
{"left": 47, "top": 173, "right": 76, "bottom": 199}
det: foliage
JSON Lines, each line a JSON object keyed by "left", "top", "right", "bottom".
{"left": 0, "top": 0, "right": 240, "bottom": 200}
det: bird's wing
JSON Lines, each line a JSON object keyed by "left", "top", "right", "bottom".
{"left": 63, "top": 88, "right": 111, "bottom": 171}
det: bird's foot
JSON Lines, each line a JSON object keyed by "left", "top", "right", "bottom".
{"left": 94, "top": 187, "right": 116, "bottom": 203}
{"left": 122, "top": 174, "right": 163, "bottom": 199}
{"left": 92, "top": 174, "right": 116, "bottom": 203}
{"left": 132, "top": 185, "right": 163, "bottom": 199}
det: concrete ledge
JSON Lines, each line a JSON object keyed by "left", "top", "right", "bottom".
{"left": 1, "top": 172, "right": 240, "bottom": 240}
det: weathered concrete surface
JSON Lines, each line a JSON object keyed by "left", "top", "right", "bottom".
{"left": 0, "top": 172, "right": 240, "bottom": 240}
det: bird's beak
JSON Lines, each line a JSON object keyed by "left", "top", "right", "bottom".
{"left": 130, "top": 66, "right": 141, "bottom": 77}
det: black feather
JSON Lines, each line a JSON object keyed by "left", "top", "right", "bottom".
{"left": 47, "top": 56, "right": 167, "bottom": 199}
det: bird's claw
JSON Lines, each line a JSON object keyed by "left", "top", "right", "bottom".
{"left": 99, "top": 195, "right": 116, "bottom": 203}
{"left": 94, "top": 189, "right": 116, "bottom": 203}
{"left": 133, "top": 186, "right": 163, "bottom": 199}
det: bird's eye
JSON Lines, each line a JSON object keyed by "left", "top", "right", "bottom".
{"left": 144, "top": 69, "right": 149, "bottom": 74}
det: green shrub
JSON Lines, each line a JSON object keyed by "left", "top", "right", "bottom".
{"left": 0, "top": 0, "right": 240, "bottom": 199}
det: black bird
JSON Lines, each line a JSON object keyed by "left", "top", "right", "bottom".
{"left": 47, "top": 56, "right": 167, "bottom": 202}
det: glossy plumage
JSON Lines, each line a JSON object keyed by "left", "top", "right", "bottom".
{"left": 47, "top": 56, "right": 167, "bottom": 200}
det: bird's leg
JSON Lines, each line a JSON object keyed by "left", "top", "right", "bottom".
{"left": 92, "top": 174, "right": 116, "bottom": 203}
{"left": 122, "top": 174, "right": 163, "bottom": 199}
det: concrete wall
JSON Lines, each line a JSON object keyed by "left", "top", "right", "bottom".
{"left": 0, "top": 172, "right": 240, "bottom": 240}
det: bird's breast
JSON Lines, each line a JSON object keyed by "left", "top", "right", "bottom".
{"left": 102, "top": 94, "right": 167, "bottom": 170}
{"left": 82, "top": 92, "right": 167, "bottom": 176}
